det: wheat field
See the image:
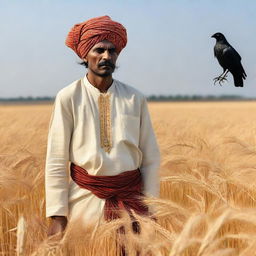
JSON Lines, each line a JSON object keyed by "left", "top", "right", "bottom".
{"left": 1, "top": 101, "right": 256, "bottom": 256}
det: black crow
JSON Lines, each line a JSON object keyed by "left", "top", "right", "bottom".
{"left": 211, "top": 32, "right": 246, "bottom": 87}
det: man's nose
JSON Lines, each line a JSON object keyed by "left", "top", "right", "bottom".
{"left": 102, "top": 50, "right": 111, "bottom": 60}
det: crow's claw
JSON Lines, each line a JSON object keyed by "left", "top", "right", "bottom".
{"left": 213, "top": 75, "right": 228, "bottom": 86}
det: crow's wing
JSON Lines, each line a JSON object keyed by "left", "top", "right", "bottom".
{"left": 223, "top": 46, "right": 246, "bottom": 86}
{"left": 222, "top": 46, "right": 242, "bottom": 71}
{"left": 223, "top": 46, "right": 241, "bottom": 61}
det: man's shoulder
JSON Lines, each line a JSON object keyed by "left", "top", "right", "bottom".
{"left": 56, "top": 79, "right": 82, "bottom": 102}
{"left": 115, "top": 80, "right": 145, "bottom": 100}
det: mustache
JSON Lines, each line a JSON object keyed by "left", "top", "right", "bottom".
{"left": 98, "top": 61, "right": 115, "bottom": 69}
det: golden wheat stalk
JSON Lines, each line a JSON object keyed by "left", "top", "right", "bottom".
{"left": 16, "top": 216, "right": 26, "bottom": 256}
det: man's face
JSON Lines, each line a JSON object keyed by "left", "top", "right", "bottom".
{"left": 84, "top": 40, "right": 118, "bottom": 77}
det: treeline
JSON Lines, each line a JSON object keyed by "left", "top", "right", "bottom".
{"left": 0, "top": 95, "right": 255, "bottom": 102}
{"left": 0, "top": 96, "right": 54, "bottom": 102}
{"left": 147, "top": 95, "right": 253, "bottom": 101}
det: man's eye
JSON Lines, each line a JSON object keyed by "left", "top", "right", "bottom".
{"left": 95, "top": 48, "right": 104, "bottom": 54}
{"left": 109, "top": 48, "right": 116, "bottom": 54}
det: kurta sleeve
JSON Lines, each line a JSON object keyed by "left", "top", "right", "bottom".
{"left": 139, "top": 97, "right": 160, "bottom": 197}
{"left": 45, "top": 91, "right": 73, "bottom": 217}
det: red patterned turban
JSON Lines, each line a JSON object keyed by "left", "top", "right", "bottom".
{"left": 65, "top": 15, "right": 127, "bottom": 59}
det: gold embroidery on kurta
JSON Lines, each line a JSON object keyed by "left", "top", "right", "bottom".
{"left": 98, "top": 94, "right": 112, "bottom": 153}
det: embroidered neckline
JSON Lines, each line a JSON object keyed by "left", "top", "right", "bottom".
{"left": 98, "top": 94, "right": 112, "bottom": 153}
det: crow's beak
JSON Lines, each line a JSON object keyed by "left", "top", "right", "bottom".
{"left": 211, "top": 35, "right": 215, "bottom": 38}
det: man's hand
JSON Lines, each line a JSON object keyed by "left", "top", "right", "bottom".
{"left": 47, "top": 216, "right": 68, "bottom": 237}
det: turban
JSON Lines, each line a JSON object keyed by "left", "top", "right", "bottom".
{"left": 65, "top": 15, "right": 127, "bottom": 59}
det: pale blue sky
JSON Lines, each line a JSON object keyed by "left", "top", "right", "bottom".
{"left": 0, "top": 0, "right": 255, "bottom": 97}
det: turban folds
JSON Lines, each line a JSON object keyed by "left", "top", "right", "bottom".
{"left": 65, "top": 16, "right": 127, "bottom": 59}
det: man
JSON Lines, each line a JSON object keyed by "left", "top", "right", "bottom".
{"left": 45, "top": 15, "right": 160, "bottom": 237}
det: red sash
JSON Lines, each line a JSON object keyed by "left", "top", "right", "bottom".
{"left": 70, "top": 163, "right": 149, "bottom": 221}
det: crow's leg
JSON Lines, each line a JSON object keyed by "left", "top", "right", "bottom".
{"left": 213, "top": 70, "right": 229, "bottom": 86}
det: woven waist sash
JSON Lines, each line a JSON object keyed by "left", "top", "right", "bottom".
{"left": 70, "top": 163, "right": 149, "bottom": 221}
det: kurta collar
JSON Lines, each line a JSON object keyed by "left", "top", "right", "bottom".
{"left": 82, "top": 75, "right": 116, "bottom": 95}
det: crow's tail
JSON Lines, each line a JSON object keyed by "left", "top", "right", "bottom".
{"left": 233, "top": 74, "right": 244, "bottom": 87}
{"left": 232, "top": 63, "right": 246, "bottom": 87}
{"left": 241, "top": 65, "right": 247, "bottom": 80}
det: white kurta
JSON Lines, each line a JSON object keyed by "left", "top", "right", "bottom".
{"left": 45, "top": 75, "right": 160, "bottom": 221}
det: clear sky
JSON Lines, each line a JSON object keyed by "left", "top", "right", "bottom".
{"left": 0, "top": 0, "right": 255, "bottom": 98}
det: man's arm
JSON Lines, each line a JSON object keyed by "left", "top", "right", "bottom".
{"left": 45, "top": 92, "right": 73, "bottom": 235}
{"left": 139, "top": 96, "right": 160, "bottom": 197}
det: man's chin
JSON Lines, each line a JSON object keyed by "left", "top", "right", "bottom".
{"left": 90, "top": 67, "right": 115, "bottom": 77}
{"left": 96, "top": 70, "right": 115, "bottom": 77}
{"left": 99, "top": 73, "right": 112, "bottom": 77}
